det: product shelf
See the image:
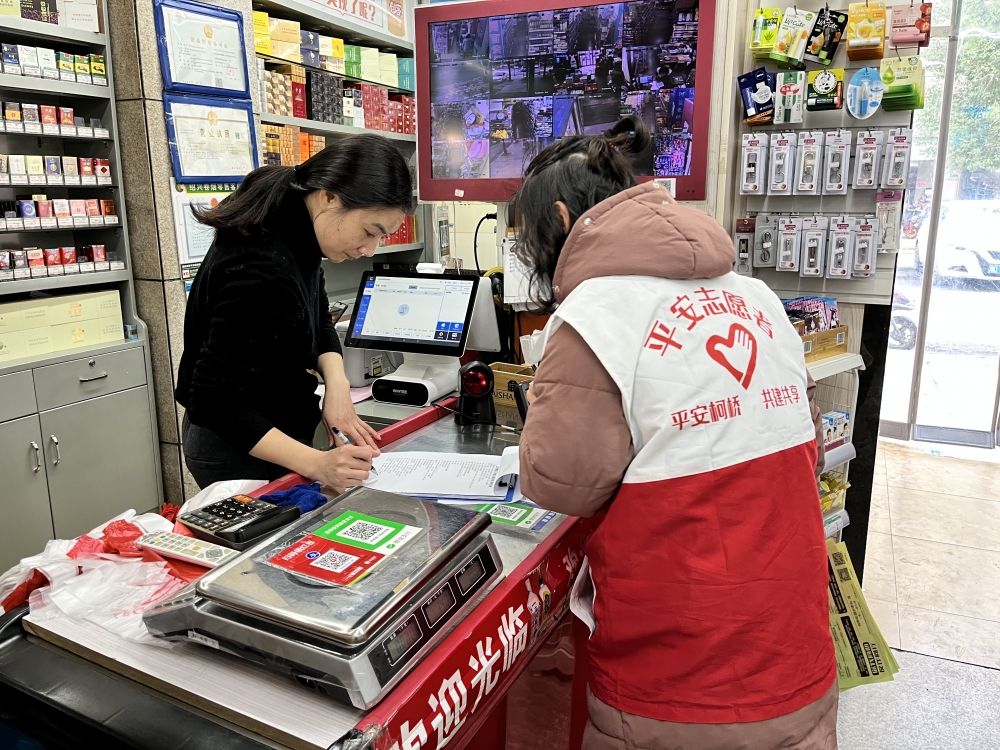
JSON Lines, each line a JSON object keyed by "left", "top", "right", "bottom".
{"left": 257, "top": 53, "right": 414, "bottom": 96}
{"left": 252, "top": 0, "right": 414, "bottom": 54}
{"left": 0, "top": 220, "right": 120, "bottom": 234}
{"left": 823, "top": 508, "right": 850, "bottom": 539}
{"left": 824, "top": 442, "right": 857, "bottom": 471}
{"left": 807, "top": 353, "right": 865, "bottom": 381}
{"left": 0, "top": 128, "right": 113, "bottom": 141}
{"left": 0, "top": 268, "right": 129, "bottom": 296}
{"left": 0, "top": 73, "right": 111, "bottom": 99}
{"left": 259, "top": 113, "right": 415, "bottom": 142}
{"left": 0, "top": 183, "right": 117, "bottom": 189}
{"left": 0, "top": 16, "right": 107, "bottom": 47}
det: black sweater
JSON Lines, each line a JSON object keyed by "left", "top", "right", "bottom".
{"left": 175, "top": 193, "right": 342, "bottom": 454}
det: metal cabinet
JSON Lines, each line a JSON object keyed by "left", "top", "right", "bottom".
{"left": 40, "top": 386, "right": 158, "bottom": 540}
{"left": 0, "top": 415, "right": 56, "bottom": 572}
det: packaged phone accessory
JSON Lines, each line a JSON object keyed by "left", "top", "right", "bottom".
{"left": 769, "top": 132, "right": 796, "bottom": 195}
{"left": 800, "top": 216, "right": 829, "bottom": 277}
{"left": 881, "top": 127, "right": 912, "bottom": 188}
{"left": 754, "top": 213, "right": 780, "bottom": 268}
{"left": 740, "top": 133, "right": 769, "bottom": 195}
{"left": 853, "top": 130, "right": 884, "bottom": 189}
{"left": 777, "top": 216, "right": 803, "bottom": 272}
{"left": 824, "top": 129, "right": 852, "bottom": 195}
{"left": 734, "top": 217, "right": 755, "bottom": 277}
{"left": 795, "top": 131, "right": 824, "bottom": 195}
{"left": 827, "top": 217, "right": 856, "bottom": 278}
{"left": 853, "top": 218, "right": 879, "bottom": 277}
{"left": 875, "top": 190, "right": 903, "bottom": 252}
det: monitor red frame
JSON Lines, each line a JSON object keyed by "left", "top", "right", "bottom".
{"left": 414, "top": 0, "right": 716, "bottom": 203}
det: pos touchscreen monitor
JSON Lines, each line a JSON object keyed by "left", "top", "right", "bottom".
{"left": 415, "top": 0, "right": 716, "bottom": 202}
{"left": 344, "top": 272, "right": 481, "bottom": 356}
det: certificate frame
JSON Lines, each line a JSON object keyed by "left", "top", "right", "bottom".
{"left": 164, "top": 93, "right": 258, "bottom": 183}
{"left": 154, "top": 0, "right": 252, "bottom": 99}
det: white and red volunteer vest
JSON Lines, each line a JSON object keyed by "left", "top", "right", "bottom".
{"left": 543, "top": 273, "right": 836, "bottom": 724}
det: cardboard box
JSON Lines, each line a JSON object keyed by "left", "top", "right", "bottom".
{"left": 802, "top": 325, "right": 848, "bottom": 363}
{"left": 490, "top": 363, "right": 534, "bottom": 407}
{"left": 267, "top": 18, "right": 300, "bottom": 42}
{"left": 252, "top": 11, "right": 269, "bottom": 36}
{"left": 61, "top": 0, "right": 101, "bottom": 33}
{"left": 0, "top": 330, "right": 26, "bottom": 362}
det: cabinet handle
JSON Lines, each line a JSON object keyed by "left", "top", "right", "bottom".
{"left": 79, "top": 372, "right": 109, "bottom": 383}
{"left": 50, "top": 435, "right": 61, "bottom": 466}
{"left": 30, "top": 441, "right": 41, "bottom": 473}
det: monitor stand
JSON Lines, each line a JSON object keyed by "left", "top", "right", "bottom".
{"left": 370, "top": 353, "right": 460, "bottom": 407}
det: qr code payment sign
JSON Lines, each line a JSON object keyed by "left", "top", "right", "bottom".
{"left": 337, "top": 519, "right": 395, "bottom": 546}
{"left": 488, "top": 505, "right": 528, "bottom": 522}
{"left": 311, "top": 549, "right": 360, "bottom": 574}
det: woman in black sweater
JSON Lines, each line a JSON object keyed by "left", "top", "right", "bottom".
{"left": 175, "top": 135, "right": 413, "bottom": 491}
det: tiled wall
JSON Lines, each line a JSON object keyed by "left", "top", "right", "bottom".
{"left": 107, "top": 0, "right": 260, "bottom": 504}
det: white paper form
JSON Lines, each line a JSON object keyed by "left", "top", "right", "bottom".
{"left": 366, "top": 447, "right": 521, "bottom": 499}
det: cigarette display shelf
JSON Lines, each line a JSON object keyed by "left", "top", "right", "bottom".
{"left": 260, "top": 112, "right": 416, "bottom": 142}
{"left": 257, "top": 53, "right": 414, "bottom": 96}
{"left": 0, "top": 74, "right": 111, "bottom": 100}
{"left": 806, "top": 353, "right": 865, "bottom": 381}
{"left": 0, "top": 15, "right": 107, "bottom": 48}
{"left": 0, "top": 269, "right": 129, "bottom": 295}
{"left": 252, "top": 0, "right": 414, "bottom": 54}
{"left": 0, "top": 128, "right": 113, "bottom": 142}
{"left": 0, "top": 222, "right": 120, "bottom": 235}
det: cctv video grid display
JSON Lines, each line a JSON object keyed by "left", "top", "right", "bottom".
{"left": 428, "top": 0, "right": 700, "bottom": 181}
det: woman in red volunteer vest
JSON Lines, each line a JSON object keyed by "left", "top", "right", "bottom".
{"left": 516, "top": 116, "right": 838, "bottom": 750}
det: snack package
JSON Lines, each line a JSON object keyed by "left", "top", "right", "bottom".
{"left": 804, "top": 7, "right": 849, "bottom": 66}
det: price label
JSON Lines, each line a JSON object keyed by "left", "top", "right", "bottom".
{"left": 60, "top": 125, "right": 77, "bottom": 137}
{"left": 0, "top": 174, "right": 8, "bottom": 185}
{"left": 6, "top": 219, "right": 24, "bottom": 231}
{"left": 94, "top": 128, "right": 110, "bottom": 139}
{"left": 10, "top": 175, "right": 28, "bottom": 185}
{"left": 109, "top": 260, "right": 125, "bottom": 271}
{"left": 63, "top": 263, "right": 80, "bottom": 274}
{"left": 47, "top": 265, "right": 64, "bottom": 276}
{"left": 64, "top": 175, "right": 81, "bottom": 185}
{"left": 22, "top": 66, "right": 41, "bottom": 78}
{"left": 60, "top": 72, "right": 76, "bottom": 83}
{"left": 40, "top": 217, "right": 58, "bottom": 229}
{"left": 81, "top": 175, "right": 97, "bottom": 185}
{"left": 94, "top": 261, "right": 110, "bottom": 272}
{"left": 28, "top": 175, "right": 47, "bottom": 185}
{"left": 24, "top": 122, "right": 42, "bottom": 134}
{"left": 23, "top": 218, "right": 41, "bottom": 230}
{"left": 73, "top": 217, "right": 89, "bottom": 227}
{"left": 103, "top": 215, "right": 119, "bottom": 225}
{"left": 97, "top": 176, "right": 112, "bottom": 186}
{"left": 0, "top": 121, "right": 5, "bottom": 133}
{"left": 77, "top": 126, "right": 94, "bottom": 138}
{"left": 0, "top": 219, "right": 6, "bottom": 230}
{"left": 42, "top": 124, "right": 60, "bottom": 136}
{"left": 14, "top": 268, "right": 31, "bottom": 280}
{"left": 43, "top": 69, "right": 59, "bottom": 80}
{"left": 78, "top": 262, "right": 95, "bottom": 273}
{"left": 57, "top": 218, "right": 74, "bottom": 229}
{"left": 47, "top": 175, "right": 64, "bottom": 186}
{"left": 6, "top": 122, "right": 24, "bottom": 133}
{"left": 89, "top": 216, "right": 104, "bottom": 227}
{"left": 30, "top": 267, "right": 49, "bottom": 278}
{"left": 0, "top": 270, "right": 12, "bottom": 281}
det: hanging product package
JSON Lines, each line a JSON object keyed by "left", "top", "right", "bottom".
{"left": 800, "top": 216, "right": 829, "bottom": 278}
{"left": 853, "top": 218, "right": 879, "bottom": 278}
{"left": 824, "top": 129, "right": 853, "bottom": 195}
{"left": 750, "top": 7, "right": 784, "bottom": 59}
{"left": 769, "top": 6, "right": 816, "bottom": 69}
{"left": 881, "top": 127, "right": 912, "bottom": 188}
{"left": 733, "top": 217, "right": 755, "bottom": 277}
{"left": 738, "top": 67, "right": 776, "bottom": 125}
{"left": 827, "top": 216, "right": 856, "bottom": 279}
{"left": 875, "top": 190, "right": 904, "bottom": 252}
{"left": 807, "top": 68, "right": 845, "bottom": 111}
{"left": 774, "top": 71, "right": 805, "bottom": 124}
{"left": 847, "top": 1, "right": 886, "bottom": 61}
{"left": 804, "top": 7, "right": 849, "bottom": 66}
{"left": 847, "top": 67, "right": 884, "bottom": 119}
{"left": 768, "top": 132, "right": 796, "bottom": 196}
{"left": 795, "top": 131, "right": 825, "bottom": 196}
{"left": 777, "top": 216, "right": 803, "bottom": 272}
{"left": 881, "top": 55, "right": 925, "bottom": 111}
{"left": 890, "top": 3, "right": 932, "bottom": 48}
{"left": 740, "top": 132, "right": 769, "bottom": 195}
{"left": 754, "top": 213, "right": 780, "bottom": 269}
{"left": 854, "top": 130, "right": 884, "bottom": 189}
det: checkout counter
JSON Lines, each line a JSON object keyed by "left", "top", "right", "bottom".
{"left": 0, "top": 271, "right": 595, "bottom": 750}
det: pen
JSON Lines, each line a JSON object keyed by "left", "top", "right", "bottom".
{"left": 330, "top": 425, "right": 379, "bottom": 476}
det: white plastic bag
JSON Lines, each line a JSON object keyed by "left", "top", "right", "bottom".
{"left": 179, "top": 479, "right": 269, "bottom": 516}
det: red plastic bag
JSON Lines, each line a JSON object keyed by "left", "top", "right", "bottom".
{"left": 67, "top": 534, "right": 106, "bottom": 559}
{"left": 101, "top": 520, "right": 144, "bottom": 557}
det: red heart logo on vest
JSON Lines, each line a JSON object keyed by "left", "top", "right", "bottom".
{"left": 706, "top": 323, "right": 757, "bottom": 390}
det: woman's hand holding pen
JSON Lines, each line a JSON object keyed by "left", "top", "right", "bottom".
{"left": 322, "top": 380, "right": 382, "bottom": 452}
{"left": 309, "top": 444, "right": 374, "bottom": 494}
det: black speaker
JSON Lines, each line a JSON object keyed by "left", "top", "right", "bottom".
{"left": 456, "top": 362, "right": 496, "bottom": 425}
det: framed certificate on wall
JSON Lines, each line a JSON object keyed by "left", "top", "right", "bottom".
{"left": 154, "top": 0, "right": 251, "bottom": 98}
{"left": 164, "top": 93, "right": 257, "bottom": 182}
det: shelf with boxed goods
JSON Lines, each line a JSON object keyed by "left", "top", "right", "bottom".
{"left": 0, "top": 15, "right": 106, "bottom": 47}
{"left": 0, "top": 242, "right": 122, "bottom": 285}
{"left": 1, "top": 100, "right": 110, "bottom": 139}
{"left": 1, "top": 41, "right": 108, "bottom": 91}
{"left": 251, "top": 0, "right": 413, "bottom": 55}
{"left": 1, "top": 151, "right": 115, "bottom": 186}
{"left": 259, "top": 112, "right": 416, "bottom": 144}
{"left": 0, "top": 194, "right": 119, "bottom": 233}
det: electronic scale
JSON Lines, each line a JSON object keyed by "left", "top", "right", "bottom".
{"left": 143, "top": 487, "right": 502, "bottom": 709}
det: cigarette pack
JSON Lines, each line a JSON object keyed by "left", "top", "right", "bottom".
{"left": 89, "top": 244, "right": 106, "bottom": 261}
{"left": 100, "top": 200, "right": 115, "bottom": 216}
{"left": 58, "top": 107, "right": 74, "bottom": 125}
{"left": 9, "top": 155, "right": 26, "bottom": 175}
{"left": 57, "top": 52, "right": 75, "bottom": 81}
{"left": 69, "top": 199, "right": 87, "bottom": 217}
{"left": 40, "top": 105, "right": 57, "bottom": 124}
{"left": 74, "top": 54, "right": 91, "bottom": 84}
{"left": 44, "top": 156, "right": 61, "bottom": 175}
{"left": 26, "top": 248, "right": 45, "bottom": 267}
{"left": 78, "top": 157, "right": 94, "bottom": 175}
{"left": 25, "top": 155, "right": 44, "bottom": 175}
{"left": 17, "top": 45, "right": 40, "bottom": 77}
{"left": 36, "top": 200, "right": 53, "bottom": 217}
{"left": 89, "top": 54, "right": 106, "bottom": 85}
{"left": 37, "top": 48, "right": 58, "bottom": 79}
{"left": 4, "top": 102, "right": 21, "bottom": 121}
{"left": 95, "top": 158, "right": 110, "bottom": 178}
{"left": 44, "top": 247, "right": 62, "bottom": 266}
{"left": 0, "top": 251, "right": 9, "bottom": 270}
{"left": 61, "top": 246, "right": 77, "bottom": 264}
{"left": 62, "top": 157, "right": 78, "bottom": 176}
{"left": 53, "top": 199, "right": 70, "bottom": 217}
{"left": 2, "top": 44, "right": 20, "bottom": 76}
{"left": 85, "top": 198, "right": 100, "bottom": 216}
{"left": 18, "top": 199, "right": 36, "bottom": 217}
{"left": 0, "top": 155, "right": 6, "bottom": 175}
{"left": 21, "top": 103, "right": 39, "bottom": 123}
{"left": 11, "top": 250, "right": 28, "bottom": 269}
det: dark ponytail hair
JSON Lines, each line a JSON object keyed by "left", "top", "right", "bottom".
{"left": 195, "top": 133, "right": 415, "bottom": 234}
{"left": 509, "top": 115, "right": 650, "bottom": 311}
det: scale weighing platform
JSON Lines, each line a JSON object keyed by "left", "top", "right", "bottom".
{"left": 143, "top": 487, "right": 502, "bottom": 710}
